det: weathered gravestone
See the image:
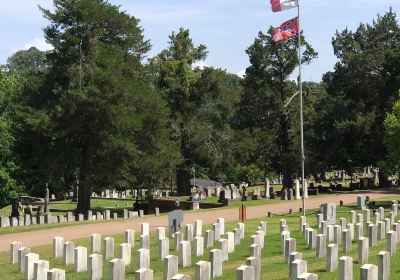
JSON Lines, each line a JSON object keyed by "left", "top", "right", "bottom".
{"left": 357, "top": 195, "right": 366, "bottom": 210}
{"left": 323, "top": 203, "right": 336, "bottom": 226}
{"left": 168, "top": 210, "right": 184, "bottom": 237}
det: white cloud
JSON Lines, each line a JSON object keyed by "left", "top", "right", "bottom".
{"left": 22, "top": 38, "right": 53, "bottom": 52}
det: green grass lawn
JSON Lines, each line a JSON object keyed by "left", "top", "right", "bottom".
{"left": 1, "top": 198, "right": 400, "bottom": 279}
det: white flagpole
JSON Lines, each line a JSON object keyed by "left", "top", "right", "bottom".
{"left": 297, "top": 1, "right": 306, "bottom": 217}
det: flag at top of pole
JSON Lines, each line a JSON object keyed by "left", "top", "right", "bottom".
{"left": 270, "top": 0, "right": 298, "bottom": 13}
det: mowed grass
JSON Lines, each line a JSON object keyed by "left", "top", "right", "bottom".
{"left": 1, "top": 198, "right": 400, "bottom": 279}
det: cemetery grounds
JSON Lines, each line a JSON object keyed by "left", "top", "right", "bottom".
{"left": 1, "top": 195, "right": 400, "bottom": 279}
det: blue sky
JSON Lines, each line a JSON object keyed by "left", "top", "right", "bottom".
{"left": 0, "top": 0, "right": 399, "bottom": 81}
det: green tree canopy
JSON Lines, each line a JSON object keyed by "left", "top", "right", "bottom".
{"left": 236, "top": 28, "right": 317, "bottom": 189}
{"left": 151, "top": 28, "right": 241, "bottom": 194}
{"left": 2, "top": 47, "right": 48, "bottom": 74}
{"left": 0, "top": 70, "right": 24, "bottom": 208}
{"left": 314, "top": 9, "right": 400, "bottom": 176}
{"left": 15, "top": 0, "right": 179, "bottom": 213}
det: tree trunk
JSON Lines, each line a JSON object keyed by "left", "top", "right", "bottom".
{"left": 76, "top": 183, "right": 91, "bottom": 214}
{"left": 177, "top": 164, "right": 191, "bottom": 196}
{"left": 76, "top": 142, "right": 91, "bottom": 215}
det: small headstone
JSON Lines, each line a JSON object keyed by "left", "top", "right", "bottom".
{"left": 194, "top": 220, "right": 202, "bottom": 237}
{"left": 213, "top": 223, "right": 221, "bottom": 241}
{"left": 360, "top": 264, "right": 378, "bottom": 280}
{"left": 285, "top": 238, "right": 296, "bottom": 264}
{"left": 53, "top": 236, "right": 64, "bottom": 258}
{"left": 179, "top": 241, "right": 191, "bottom": 267}
{"left": 308, "top": 229, "right": 316, "bottom": 249}
{"left": 357, "top": 214, "right": 364, "bottom": 224}
{"left": 250, "top": 244, "right": 260, "bottom": 259}
{"left": 141, "top": 223, "right": 150, "bottom": 236}
{"left": 24, "top": 252, "right": 39, "bottom": 280}
{"left": 63, "top": 241, "right": 75, "bottom": 265}
{"left": 0, "top": 216, "right": 10, "bottom": 228}
{"left": 195, "top": 261, "right": 211, "bottom": 280}
{"left": 74, "top": 246, "right": 87, "bottom": 272}
{"left": 119, "top": 243, "right": 132, "bottom": 266}
{"left": 18, "top": 247, "right": 30, "bottom": 272}
{"left": 158, "top": 237, "right": 169, "bottom": 260}
{"left": 185, "top": 224, "right": 194, "bottom": 242}
{"left": 47, "top": 268, "right": 65, "bottom": 280}
{"left": 87, "top": 210, "right": 93, "bottom": 221}
{"left": 358, "top": 237, "right": 369, "bottom": 265}
{"left": 237, "top": 223, "right": 245, "bottom": 239}
{"left": 33, "top": 259, "right": 49, "bottom": 280}
{"left": 387, "top": 231, "right": 397, "bottom": 256}
{"left": 109, "top": 258, "right": 125, "bottom": 280}
{"left": 205, "top": 230, "right": 214, "bottom": 248}
{"left": 10, "top": 241, "right": 22, "bottom": 264}
{"left": 236, "top": 265, "right": 254, "bottom": 280}
{"left": 339, "top": 256, "right": 353, "bottom": 280}
{"left": 210, "top": 249, "right": 222, "bottom": 278}
{"left": 88, "top": 254, "right": 103, "bottom": 280}
{"left": 316, "top": 234, "right": 326, "bottom": 258}
{"left": 140, "top": 235, "right": 150, "bottom": 249}
{"left": 157, "top": 227, "right": 166, "bottom": 240}
{"left": 326, "top": 244, "right": 338, "bottom": 272}
{"left": 356, "top": 223, "right": 363, "bottom": 240}
{"left": 290, "top": 259, "right": 307, "bottom": 280}
{"left": 218, "top": 239, "right": 228, "bottom": 262}
{"left": 289, "top": 252, "right": 302, "bottom": 263}
{"left": 342, "top": 229, "right": 352, "bottom": 253}
{"left": 323, "top": 203, "right": 336, "bottom": 225}
{"left": 246, "top": 257, "right": 260, "bottom": 280}
{"left": 378, "top": 251, "right": 390, "bottom": 280}
{"left": 91, "top": 233, "right": 101, "bottom": 253}
{"left": 378, "top": 221, "right": 386, "bottom": 240}
{"left": 357, "top": 195, "right": 366, "bottom": 210}
{"left": 104, "top": 237, "right": 115, "bottom": 260}
{"left": 136, "top": 248, "right": 150, "bottom": 270}
{"left": 164, "top": 255, "right": 178, "bottom": 280}
{"left": 349, "top": 211, "right": 356, "bottom": 224}
{"left": 216, "top": 218, "right": 225, "bottom": 235}
{"left": 226, "top": 232, "right": 235, "bottom": 253}
{"left": 174, "top": 232, "right": 183, "bottom": 251}
{"left": 125, "top": 229, "right": 135, "bottom": 248}
{"left": 194, "top": 236, "right": 204, "bottom": 257}
{"left": 368, "top": 224, "right": 377, "bottom": 247}
{"left": 281, "top": 230, "right": 290, "bottom": 254}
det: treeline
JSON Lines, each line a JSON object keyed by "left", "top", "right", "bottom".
{"left": 0, "top": 0, "right": 400, "bottom": 212}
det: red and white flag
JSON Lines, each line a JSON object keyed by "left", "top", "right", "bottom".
{"left": 270, "top": 0, "right": 298, "bottom": 13}
{"left": 272, "top": 17, "right": 299, "bottom": 42}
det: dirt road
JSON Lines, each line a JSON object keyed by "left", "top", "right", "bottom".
{"left": 0, "top": 191, "right": 395, "bottom": 252}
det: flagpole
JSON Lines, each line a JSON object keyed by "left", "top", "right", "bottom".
{"left": 297, "top": 2, "right": 306, "bottom": 217}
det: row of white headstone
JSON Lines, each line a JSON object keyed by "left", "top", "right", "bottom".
{"left": 0, "top": 208, "right": 152, "bottom": 228}
{"left": 10, "top": 217, "right": 252, "bottom": 280}
{"left": 288, "top": 200, "right": 400, "bottom": 280}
